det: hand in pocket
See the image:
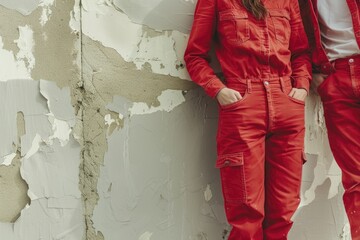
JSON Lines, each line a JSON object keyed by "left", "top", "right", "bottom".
{"left": 216, "top": 87, "right": 243, "bottom": 106}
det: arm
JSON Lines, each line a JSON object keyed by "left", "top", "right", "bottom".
{"left": 289, "top": 0, "right": 312, "bottom": 93}
{"left": 184, "top": 0, "right": 226, "bottom": 98}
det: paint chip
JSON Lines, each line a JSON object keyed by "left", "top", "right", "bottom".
{"left": 139, "top": 231, "right": 153, "bottom": 240}
{"left": 204, "top": 184, "right": 212, "bottom": 202}
{"left": 14, "top": 25, "right": 35, "bottom": 74}
{"left": 104, "top": 114, "right": 115, "bottom": 126}
{"left": 1, "top": 153, "right": 17, "bottom": 166}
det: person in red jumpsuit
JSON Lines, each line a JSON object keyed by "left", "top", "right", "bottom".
{"left": 300, "top": 0, "right": 360, "bottom": 239}
{"left": 184, "top": 0, "right": 311, "bottom": 239}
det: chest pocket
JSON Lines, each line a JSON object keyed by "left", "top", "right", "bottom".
{"left": 218, "top": 9, "right": 250, "bottom": 45}
{"left": 269, "top": 9, "right": 291, "bottom": 43}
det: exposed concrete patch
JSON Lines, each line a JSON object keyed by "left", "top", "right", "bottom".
{"left": 129, "top": 89, "right": 186, "bottom": 116}
{"left": 0, "top": 1, "right": 79, "bottom": 88}
{"left": 82, "top": 35, "right": 195, "bottom": 105}
{"left": 0, "top": 4, "right": 41, "bottom": 71}
{"left": 0, "top": 82, "right": 31, "bottom": 223}
{"left": 0, "top": 155, "right": 30, "bottom": 222}
{"left": 31, "top": 1, "right": 79, "bottom": 89}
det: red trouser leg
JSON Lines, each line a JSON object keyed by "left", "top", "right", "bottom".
{"left": 318, "top": 57, "right": 360, "bottom": 240}
{"left": 263, "top": 79, "right": 304, "bottom": 239}
{"left": 217, "top": 79, "right": 304, "bottom": 240}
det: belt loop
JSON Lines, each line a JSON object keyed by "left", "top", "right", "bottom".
{"left": 279, "top": 77, "right": 285, "bottom": 92}
{"left": 247, "top": 79, "right": 252, "bottom": 93}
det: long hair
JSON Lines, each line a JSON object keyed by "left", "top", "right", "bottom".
{"left": 242, "top": 0, "right": 267, "bottom": 19}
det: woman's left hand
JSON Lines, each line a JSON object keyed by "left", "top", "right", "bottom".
{"left": 288, "top": 88, "right": 307, "bottom": 101}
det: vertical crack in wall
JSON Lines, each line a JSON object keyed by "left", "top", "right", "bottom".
{"left": 78, "top": 1, "right": 104, "bottom": 239}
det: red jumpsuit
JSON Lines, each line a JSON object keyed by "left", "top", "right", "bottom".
{"left": 300, "top": 0, "right": 360, "bottom": 239}
{"left": 184, "top": 0, "right": 311, "bottom": 239}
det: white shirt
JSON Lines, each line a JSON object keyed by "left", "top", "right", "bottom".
{"left": 317, "top": 0, "right": 360, "bottom": 61}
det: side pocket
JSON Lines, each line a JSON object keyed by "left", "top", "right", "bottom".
{"left": 288, "top": 95, "right": 306, "bottom": 105}
{"left": 281, "top": 80, "right": 305, "bottom": 105}
{"left": 218, "top": 153, "right": 247, "bottom": 203}
{"left": 219, "top": 91, "right": 248, "bottom": 110}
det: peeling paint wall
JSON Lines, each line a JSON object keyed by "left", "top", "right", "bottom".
{"left": 0, "top": 0, "right": 350, "bottom": 240}
{"left": 0, "top": 0, "right": 84, "bottom": 239}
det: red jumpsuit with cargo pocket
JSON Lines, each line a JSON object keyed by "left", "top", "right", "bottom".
{"left": 300, "top": 0, "right": 360, "bottom": 239}
{"left": 184, "top": 0, "right": 311, "bottom": 239}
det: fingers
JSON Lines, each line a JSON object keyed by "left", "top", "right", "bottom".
{"left": 216, "top": 88, "right": 243, "bottom": 106}
{"left": 312, "top": 73, "right": 328, "bottom": 89}
{"left": 290, "top": 88, "right": 307, "bottom": 101}
{"left": 288, "top": 88, "right": 296, "bottom": 97}
{"left": 234, "top": 91, "right": 242, "bottom": 101}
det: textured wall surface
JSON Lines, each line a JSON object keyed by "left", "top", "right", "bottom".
{"left": 0, "top": 0, "right": 350, "bottom": 239}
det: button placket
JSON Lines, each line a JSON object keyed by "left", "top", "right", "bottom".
{"left": 263, "top": 80, "right": 274, "bottom": 130}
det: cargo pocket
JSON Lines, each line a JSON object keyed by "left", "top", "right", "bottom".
{"left": 218, "top": 153, "right": 247, "bottom": 203}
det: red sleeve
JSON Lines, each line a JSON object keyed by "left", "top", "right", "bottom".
{"left": 289, "top": 0, "right": 312, "bottom": 92}
{"left": 184, "top": 0, "right": 226, "bottom": 98}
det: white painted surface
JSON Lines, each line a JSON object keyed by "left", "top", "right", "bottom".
{"left": 0, "top": 0, "right": 39, "bottom": 15}
{"left": 14, "top": 25, "right": 35, "bottom": 73}
{"left": 0, "top": 36, "right": 32, "bottom": 81}
{"left": 112, "top": 0, "right": 195, "bottom": 33}
{"left": 93, "top": 92, "right": 228, "bottom": 240}
{"left": 81, "top": 0, "right": 190, "bottom": 79}
{"left": 0, "top": 80, "right": 84, "bottom": 240}
{"left": 1, "top": 153, "right": 17, "bottom": 166}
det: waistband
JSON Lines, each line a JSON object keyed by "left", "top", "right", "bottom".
{"left": 331, "top": 54, "right": 360, "bottom": 69}
{"left": 226, "top": 76, "right": 292, "bottom": 92}
{"left": 226, "top": 76, "right": 292, "bottom": 84}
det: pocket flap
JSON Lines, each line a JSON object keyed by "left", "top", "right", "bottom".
{"left": 268, "top": 9, "right": 290, "bottom": 20}
{"left": 216, "top": 152, "right": 244, "bottom": 168}
{"left": 219, "top": 9, "right": 248, "bottom": 21}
